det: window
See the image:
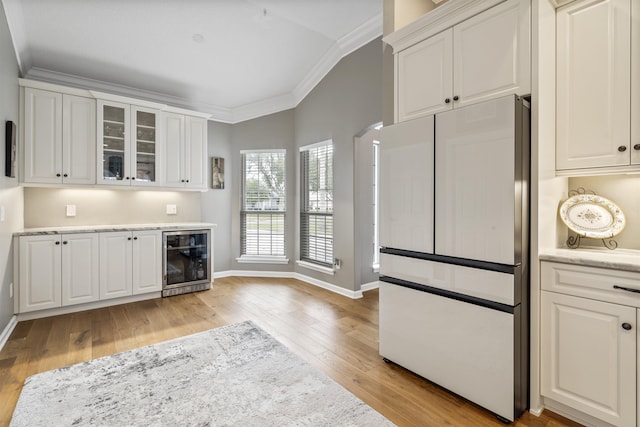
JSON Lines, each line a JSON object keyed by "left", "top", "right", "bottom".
{"left": 300, "top": 141, "right": 333, "bottom": 267}
{"left": 240, "top": 150, "right": 286, "bottom": 259}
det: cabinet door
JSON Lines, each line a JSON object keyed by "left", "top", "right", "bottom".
{"left": 453, "top": 0, "right": 530, "bottom": 108}
{"left": 99, "top": 232, "right": 133, "bottom": 299}
{"left": 23, "top": 88, "right": 63, "bottom": 183}
{"left": 556, "top": 0, "right": 631, "bottom": 170}
{"left": 632, "top": 0, "right": 640, "bottom": 165}
{"left": 98, "top": 100, "right": 131, "bottom": 185}
{"left": 185, "top": 116, "right": 208, "bottom": 189}
{"left": 541, "top": 291, "right": 636, "bottom": 427}
{"left": 162, "top": 112, "right": 185, "bottom": 188}
{"left": 397, "top": 30, "right": 453, "bottom": 121}
{"left": 379, "top": 115, "right": 434, "bottom": 253}
{"left": 63, "top": 95, "right": 96, "bottom": 184}
{"left": 132, "top": 230, "right": 162, "bottom": 294}
{"left": 61, "top": 233, "right": 99, "bottom": 306}
{"left": 131, "top": 106, "right": 160, "bottom": 186}
{"left": 19, "top": 235, "right": 61, "bottom": 312}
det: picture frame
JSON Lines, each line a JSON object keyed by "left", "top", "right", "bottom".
{"left": 211, "top": 157, "right": 225, "bottom": 189}
{"left": 5, "top": 120, "right": 16, "bottom": 178}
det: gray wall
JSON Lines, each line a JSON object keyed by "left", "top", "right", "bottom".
{"left": 294, "top": 38, "right": 383, "bottom": 291}
{"left": 0, "top": 5, "right": 23, "bottom": 336}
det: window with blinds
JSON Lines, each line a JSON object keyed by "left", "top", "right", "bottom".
{"left": 300, "top": 141, "right": 333, "bottom": 266}
{"left": 240, "top": 150, "right": 286, "bottom": 257}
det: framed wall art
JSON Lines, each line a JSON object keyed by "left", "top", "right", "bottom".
{"left": 212, "top": 157, "right": 225, "bottom": 189}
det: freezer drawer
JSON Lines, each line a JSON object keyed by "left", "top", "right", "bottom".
{"left": 379, "top": 281, "right": 523, "bottom": 421}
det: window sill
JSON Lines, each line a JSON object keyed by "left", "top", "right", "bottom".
{"left": 296, "top": 260, "right": 335, "bottom": 275}
{"left": 236, "top": 256, "right": 289, "bottom": 265}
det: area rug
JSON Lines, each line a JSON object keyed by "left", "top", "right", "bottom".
{"left": 10, "top": 321, "right": 394, "bottom": 426}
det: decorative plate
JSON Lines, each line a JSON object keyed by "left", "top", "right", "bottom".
{"left": 559, "top": 194, "right": 626, "bottom": 239}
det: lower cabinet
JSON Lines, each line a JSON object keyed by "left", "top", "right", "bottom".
{"left": 541, "top": 261, "right": 639, "bottom": 427}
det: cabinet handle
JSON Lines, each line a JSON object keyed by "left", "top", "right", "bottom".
{"left": 444, "top": 98, "right": 451, "bottom": 104}
{"left": 55, "top": 241, "right": 60, "bottom": 245}
{"left": 453, "top": 95, "right": 459, "bottom": 101}
{"left": 613, "top": 285, "right": 640, "bottom": 294}
{"left": 634, "top": 144, "right": 640, "bottom": 150}
{"left": 56, "top": 173, "right": 61, "bottom": 177}
{"left": 618, "top": 145, "right": 627, "bottom": 152}
{"left": 622, "top": 323, "right": 632, "bottom": 331}
{"left": 128, "top": 237, "right": 132, "bottom": 240}
{"left": 63, "top": 241, "right": 68, "bottom": 245}
{"left": 133, "top": 237, "right": 138, "bottom": 240}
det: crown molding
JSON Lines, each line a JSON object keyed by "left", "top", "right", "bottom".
{"left": 2, "top": 0, "right": 30, "bottom": 74}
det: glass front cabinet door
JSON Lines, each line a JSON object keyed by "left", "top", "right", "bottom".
{"left": 97, "top": 100, "right": 160, "bottom": 186}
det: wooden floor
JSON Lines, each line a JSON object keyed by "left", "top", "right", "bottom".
{"left": 0, "top": 276, "right": 581, "bottom": 427}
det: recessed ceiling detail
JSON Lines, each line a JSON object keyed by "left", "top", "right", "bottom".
{"left": 1, "top": 0, "right": 382, "bottom": 123}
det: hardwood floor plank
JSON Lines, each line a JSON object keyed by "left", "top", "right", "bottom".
{"left": 0, "top": 277, "right": 582, "bottom": 427}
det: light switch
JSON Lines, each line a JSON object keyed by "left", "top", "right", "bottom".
{"left": 166, "top": 204, "right": 177, "bottom": 215}
{"left": 66, "top": 205, "right": 76, "bottom": 217}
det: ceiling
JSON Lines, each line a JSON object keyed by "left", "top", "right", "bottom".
{"left": 2, "top": 0, "right": 382, "bottom": 123}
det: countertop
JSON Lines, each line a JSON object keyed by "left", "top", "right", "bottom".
{"left": 539, "top": 247, "right": 640, "bottom": 273}
{"left": 14, "top": 222, "right": 217, "bottom": 236}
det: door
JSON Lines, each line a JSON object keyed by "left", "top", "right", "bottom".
{"left": 23, "top": 88, "right": 63, "bottom": 183}
{"left": 19, "top": 235, "right": 61, "bottom": 312}
{"left": 132, "top": 230, "right": 162, "bottom": 294}
{"left": 162, "top": 112, "right": 185, "bottom": 187}
{"left": 63, "top": 95, "right": 96, "bottom": 184}
{"left": 556, "top": 0, "right": 631, "bottom": 170}
{"left": 453, "top": 0, "right": 530, "bottom": 107}
{"left": 397, "top": 30, "right": 453, "bottom": 121}
{"left": 435, "top": 95, "right": 519, "bottom": 265}
{"left": 61, "top": 233, "right": 99, "bottom": 306}
{"left": 185, "top": 116, "right": 208, "bottom": 189}
{"left": 99, "top": 231, "right": 133, "bottom": 299}
{"left": 98, "top": 100, "right": 131, "bottom": 185}
{"left": 541, "top": 291, "right": 636, "bottom": 427}
{"left": 131, "top": 106, "right": 160, "bottom": 186}
{"left": 379, "top": 115, "right": 434, "bottom": 253}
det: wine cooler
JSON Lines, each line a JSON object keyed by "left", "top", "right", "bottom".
{"left": 162, "top": 229, "right": 211, "bottom": 297}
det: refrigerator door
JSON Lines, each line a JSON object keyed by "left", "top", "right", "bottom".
{"left": 435, "top": 95, "right": 523, "bottom": 265}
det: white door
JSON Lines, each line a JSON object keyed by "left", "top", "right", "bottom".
{"left": 556, "top": 0, "right": 631, "bottom": 170}
{"left": 19, "top": 235, "right": 62, "bottom": 312}
{"left": 185, "top": 116, "right": 208, "bottom": 189}
{"left": 131, "top": 106, "right": 160, "bottom": 187}
{"left": 97, "top": 100, "right": 131, "bottom": 185}
{"left": 23, "top": 88, "right": 63, "bottom": 183}
{"left": 435, "top": 96, "right": 517, "bottom": 264}
{"left": 99, "top": 232, "right": 133, "bottom": 299}
{"left": 397, "top": 30, "right": 453, "bottom": 121}
{"left": 61, "top": 233, "right": 99, "bottom": 306}
{"left": 453, "top": 0, "right": 530, "bottom": 108}
{"left": 62, "top": 95, "right": 96, "bottom": 184}
{"left": 541, "top": 291, "right": 636, "bottom": 427}
{"left": 379, "top": 115, "right": 434, "bottom": 253}
{"left": 162, "top": 112, "right": 185, "bottom": 187}
{"left": 132, "top": 230, "right": 162, "bottom": 294}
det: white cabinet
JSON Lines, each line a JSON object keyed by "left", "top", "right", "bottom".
{"left": 379, "top": 115, "right": 434, "bottom": 253}
{"left": 23, "top": 88, "right": 96, "bottom": 184}
{"left": 100, "top": 230, "right": 162, "bottom": 300}
{"left": 556, "top": 0, "right": 636, "bottom": 172}
{"left": 162, "top": 113, "right": 208, "bottom": 189}
{"left": 396, "top": 0, "right": 530, "bottom": 122}
{"left": 97, "top": 101, "right": 161, "bottom": 186}
{"left": 18, "top": 233, "right": 99, "bottom": 313}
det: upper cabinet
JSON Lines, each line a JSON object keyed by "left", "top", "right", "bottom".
{"left": 162, "top": 113, "right": 208, "bottom": 190}
{"left": 392, "top": 0, "right": 530, "bottom": 122}
{"left": 23, "top": 88, "right": 96, "bottom": 184}
{"left": 556, "top": 0, "right": 635, "bottom": 174}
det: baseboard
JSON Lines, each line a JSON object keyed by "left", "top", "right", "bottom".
{"left": 0, "top": 315, "right": 18, "bottom": 352}
{"left": 294, "top": 273, "right": 363, "bottom": 299}
{"left": 360, "top": 280, "right": 381, "bottom": 292}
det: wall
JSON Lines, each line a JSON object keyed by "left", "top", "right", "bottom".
{"left": 0, "top": 4, "right": 23, "bottom": 337}
{"left": 201, "top": 121, "right": 232, "bottom": 273}
{"left": 24, "top": 188, "right": 201, "bottom": 227}
{"left": 295, "top": 38, "right": 383, "bottom": 292}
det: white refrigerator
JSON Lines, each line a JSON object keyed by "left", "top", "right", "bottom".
{"left": 378, "top": 94, "right": 529, "bottom": 422}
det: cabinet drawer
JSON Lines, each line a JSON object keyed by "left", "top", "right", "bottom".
{"left": 541, "top": 261, "right": 640, "bottom": 307}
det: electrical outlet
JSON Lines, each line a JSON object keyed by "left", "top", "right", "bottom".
{"left": 166, "top": 204, "right": 177, "bottom": 215}
{"left": 333, "top": 258, "right": 342, "bottom": 270}
{"left": 66, "top": 205, "right": 76, "bottom": 217}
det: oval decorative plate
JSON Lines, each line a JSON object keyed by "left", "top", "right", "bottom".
{"left": 559, "top": 194, "right": 626, "bottom": 239}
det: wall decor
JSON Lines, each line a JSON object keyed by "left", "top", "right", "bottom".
{"left": 212, "top": 157, "right": 225, "bottom": 189}
{"left": 5, "top": 120, "right": 16, "bottom": 178}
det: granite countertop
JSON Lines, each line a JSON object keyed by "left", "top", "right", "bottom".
{"left": 14, "top": 222, "right": 217, "bottom": 236}
{"left": 539, "top": 247, "right": 640, "bottom": 273}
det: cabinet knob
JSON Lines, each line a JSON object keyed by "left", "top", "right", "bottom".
{"left": 131, "top": 177, "right": 136, "bottom": 180}
{"left": 133, "top": 236, "right": 138, "bottom": 240}
{"left": 622, "top": 322, "right": 632, "bottom": 331}
{"left": 618, "top": 145, "right": 627, "bottom": 152}
{"left": 125, "top": 176, "right": 130, "bottom": 180}
{"left": 55, "top": 241, "right": 60, "bottom": 245}
{"left": 181, "top": 179, "right": 185, "bottom": 183}
{"left": 444, "top": 98, "right": 451, "bottom": 104}
{"left": 186, "top": 179, "right": 190, "bottom": 183}
{"left": 128, "top": 237, "right": 132, "bottom": 241}
{"left": 56, "top": 173, "right": 61, "bottom": 177}
{"left": 634, "top": 144, "right": 640, "bottom": 150}
{"left": 63, "top": 241, "right": 68, "bottom": 245}
{"left": 453, "top": 95, "right": 459, "bottom": 101}
{"left": 63, "top": 173, "right": 68, "bottom": 178}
